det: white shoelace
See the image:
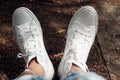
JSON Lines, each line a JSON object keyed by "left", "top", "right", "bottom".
{"left": 68, "top": 21, "right": 92, "bottom": 59}
{"left": 66, "top": 21, "right": 92, "bottom": 71}
{"left": 16, "top": 21, "right": 42, "bottom": 58}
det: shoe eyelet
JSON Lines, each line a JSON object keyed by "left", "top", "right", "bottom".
{"left": 73, "top": 36, "right": 75, "bottom": 38}
{"left": 34, "top": 45, "right": 36, "bottom": 47}
{"left": 68, "top": 55, "right": 71, "bottom": 59}
{"left": 39, "top": 50, "right": 41, "bottom": 52}
{"left": 75, "top": 29, "right": 78, "bottom": 32}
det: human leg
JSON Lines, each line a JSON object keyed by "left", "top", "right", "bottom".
{"left": 12, "top": 7, "right": 54, "bottom": 80}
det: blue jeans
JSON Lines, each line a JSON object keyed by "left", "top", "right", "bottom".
{"left": 15, "top": 71, "right": 105, "bottom": 80}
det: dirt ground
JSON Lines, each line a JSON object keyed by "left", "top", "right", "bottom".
{"left": 0, "top": 0, "right": 119, "bottom": 80}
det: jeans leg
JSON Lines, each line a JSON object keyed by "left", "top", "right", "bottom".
{"left": 61, "top": 71, "right": 105, "bottom": 80}
{"left": 14, "top": 75, "right": 47, "bottom": 80}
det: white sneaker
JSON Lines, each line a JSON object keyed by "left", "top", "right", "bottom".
{"left": 12, "top": 7, "right": 54, "bottom": 80}
{"left": 58, "top": 6, "right": 98, "bottom": 77}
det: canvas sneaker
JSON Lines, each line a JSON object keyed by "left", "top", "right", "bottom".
{"left": 58, "top": 6, "right": 98, "bottom": 77}
{"left": 12, "top": 7, "right": 54, "bottom": 80}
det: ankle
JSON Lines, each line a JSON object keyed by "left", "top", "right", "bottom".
{"left": 71, "top": 64, "right": 84, "bottom": 73}
{"left": 28, "top": 58, "right": 45, "bottom": 76}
